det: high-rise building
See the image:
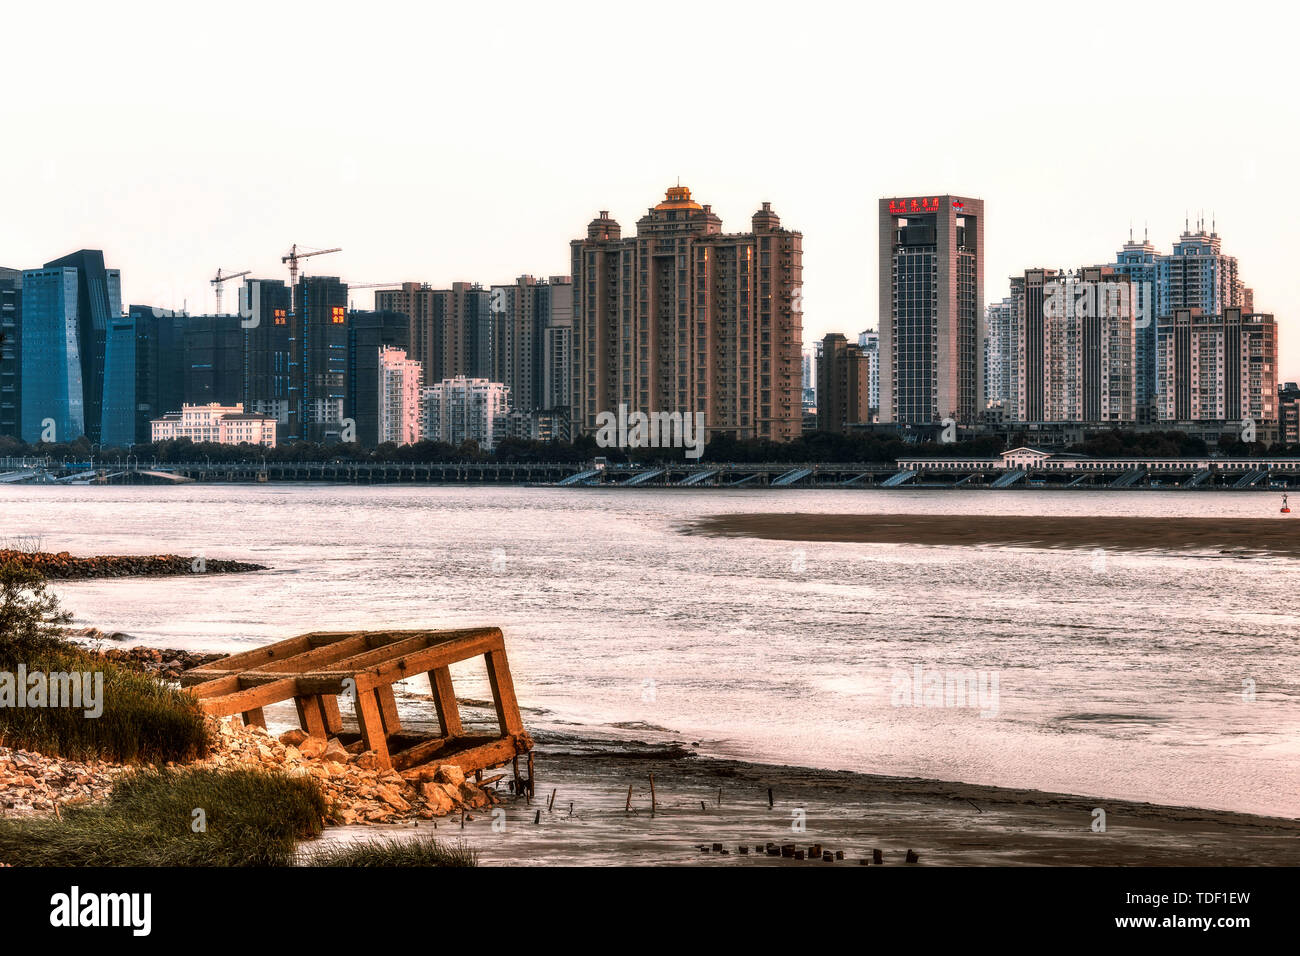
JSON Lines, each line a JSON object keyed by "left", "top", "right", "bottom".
{"left": 571, "top": 185, "right": 803, "bottom": 443}
{"left": 182, "top": 314, "right": 244, "bottom": 408}
{"left": 100, "top": 305, "right": 185, "bottom": 446}
{"left": 983, "top": 298, "right": 1015, "bottom": 415}
{"left": 291, "top": 276, "right": 349, "bottom": 443}
{"left": 376, "top": 281, "right": 492, "bottom": 385}
{"left": 878, "top": 196, "right": 983, "bottom": 424}
{"left": 1161, "top": 220, "right": 1246, "bottom": 318}
{"left": 816, "top": 333, "right": 871, "bottom": 432}
{"left": 240, "top": 278, "right": 293, "bottom": 439}
{"left": 1111, "top": 231, "right": 1162, "bottom": 423}
{"left": 1007, "top": 267, "right": 1135, "bottom": 423}
{"left": 1157, "top": 307, "right": 1277, "bottom": 425}
{"left": 541, "top": 276, "right": 573, "bottom": 414}
{"left": 1279, "top": 382, "right": 1300, "bottom": 445}
{"left": 857, "top": 329, "right": 881, "bottom": 414}
{"left": 422, "top": 375, "right": 511, "bottom": 451}
{"left": 347, "top": 309, "right": 411, "bottom": 447}
{"left": 377, "top": 347, "right": 423, "bottom": 446}
{"left": 20, "top": 250, "right": 121, "bottom": 444}
{"left": 0, "top": 268, "right": 21, "bottom": 439}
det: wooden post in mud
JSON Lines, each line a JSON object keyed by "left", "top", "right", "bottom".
{"left": 547, "top": 788, "right": 556, "bottom": 812}
{"left": 649, "top": 773, "right": 657, "bottom": 815}
{"left": 527, "top": 751, "right": 535, "bottom": 799}
{"left": 768, "top": 787, "right": 774, "bottom": 809}
{"left": 625, "top": 784, "right": 633, "bottom": 811}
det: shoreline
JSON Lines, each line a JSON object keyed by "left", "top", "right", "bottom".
{"left": 688, "top": 512, "right": 1300, "bottom": 557}
{"left": 318, "top": 732, "right": 1300, "bottom": 866}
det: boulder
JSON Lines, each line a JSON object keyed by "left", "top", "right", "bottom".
{"left": 376, "top": 784, "right": 411, "bottom": 812}
{"left": 322, "top": 739, "right": 351, "bottom": 764}
{"left": 298, "top": 736, "right": 328, "bottom": 759}
{"left": 279, "top": 729, "right": 310, "bottom": 748}
{"left": 433, "top": 764, "right": 465, "bottom": 786}
{"left": 355, "top": 750, "right": 381, "bottom": 770}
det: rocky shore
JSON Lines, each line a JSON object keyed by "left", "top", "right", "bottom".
{"left": 0, "top": 748, "right": 120, "bottom": 817}
{"left": 1, "top": 549, "right": 266, "bottom": 579}
{"left": 65, "top": 638, "right": 227, "bottom": 680}
{"left": 0, "top": 716, "right": 498, "bottom": 826}
{"left": 204, "top": 718, "right": 498, "bottom": 825}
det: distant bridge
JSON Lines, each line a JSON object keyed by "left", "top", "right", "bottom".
{"left": 5, "top": 456, "right": 1300, "bottom": 490}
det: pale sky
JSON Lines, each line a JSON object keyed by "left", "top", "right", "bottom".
{"left": 3, "top": 1, "right": 1297, "bottom": 377}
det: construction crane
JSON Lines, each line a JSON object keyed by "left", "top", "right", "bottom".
{"left": 282, "top": 244, "right": 341, "bottom": 287}
{"left": 344, "top": 282, "right": 404, "bottom": 311}
{"left": 210, "top": 268, "right": 251, "bottom": 314}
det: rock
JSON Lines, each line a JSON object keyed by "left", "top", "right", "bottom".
{"left": 322, "top": 739, "right": 351, "bottom": 764}
{"left": 298, "top": 736, "right": 328, "bottom": 759}
{"left": 355, "top": 750, "right": 381, "bottom": 771}
{"left": 458, "top": 782, "right": 488, "bottom": 808}
{"left": 279, "top": 729, "right": 310, "bottom": 748}
{"left": 376, "top": 784, "right": 410, "bottom": 812}
{"left": 433, "top": 764, "right": 465, "bottom": 786}
{"left": 419, "top": 782, "right": 457, "bottom": 816}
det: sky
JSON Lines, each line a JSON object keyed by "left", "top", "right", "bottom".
{"left": 3, "top": 1, "right": 1298, "bottom": 376}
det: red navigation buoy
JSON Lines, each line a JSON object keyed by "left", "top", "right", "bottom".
{"left": 1282, "top": 493, "right": 1291, "bottom": 514}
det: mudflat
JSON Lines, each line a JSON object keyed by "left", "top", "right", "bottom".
{"left": 687, "top": 513, "right": 1300, "bottom": 557}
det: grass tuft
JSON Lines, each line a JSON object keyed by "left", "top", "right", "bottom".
{"left": 0, "top": 645, "right": 211, "bottom": 763}
{"left": 0, "top": 766, "right": 327, "bottom": 866}
{"left": 302, "top": 833, "right": 477, "bottom": 867}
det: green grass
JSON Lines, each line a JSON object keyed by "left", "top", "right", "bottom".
{"left": 0, "top": 766, "right": 328, "bottom": 867}
{"left": 302, "top": 833, "right": 477, "bottom": 868}
{"left": 0, "top": 644, "right": 211, "bottom": 764}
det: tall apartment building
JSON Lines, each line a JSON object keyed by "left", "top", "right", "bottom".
{"left": 101, "top": 305, "right": 184, "bottom": 446}
{"left": 20, "top": 250, "right": 122, "bottom": 443}
{"left": 489, "top": 275, "right": 572, "bottom": 415}
{"left": 878, "top": 196, "right": 983, "bottom": 424}
{"left": 1279, "top": 382, "right": 1300, "bottom": 445}
{"left": 291, "top": 276, "right": 349, "bottom": 442}
{"left": 1161, "top": 220, "right": 1246, "bottom": 318}
{"left": 816, "top": 333, "right": 871, "bottom": 432}
{"left": 376, "top": 347, "right": 423, "bottom": 446}
{"left": 1111, "top": 231, "right": 1162, "bottom": 423}
{"left": 240, "top": 278, "right": 293, "bottom": 438}
{"left": 422, "top": 375, "right": 510, "bottom": 451}
{"left": 347, "top": 309, "right": 410, "bottom": 447}
{"left": 182, "top": 314, "right": 244, "bottom": 408}
{"left": 1008, "top": 267, "right": 1135, "bottom": 423}
{"left": 376, "top": 281, "right": 492, "bottom": 384}
{"left": 983, "top": 297, "right": 1016, "bottom": 414}
{"left": 857, "top": 329, "right": 881, "bottom": 414}
{"left": 541, "top": 277, "right": 573, "bottom": 414}
{"left": 0, "top": 268, "right": 20, "bottom": 438}
{"left": 1157, "top": 307, "right": 1277, "bottom": 425}
{"left": 571, "top": 185, "right": 803, "bottom": 443}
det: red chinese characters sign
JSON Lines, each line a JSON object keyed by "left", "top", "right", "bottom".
{"left": 888, "top": 197, "right": 943, "bottom": 215}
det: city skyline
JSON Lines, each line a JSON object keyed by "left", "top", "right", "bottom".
{"left": 3, "top": 3, "right": 1296, "bottom": 377}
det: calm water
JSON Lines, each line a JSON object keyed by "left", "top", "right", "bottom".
{"left": 2, "top": 484, "right": 1297, "bottom": 818}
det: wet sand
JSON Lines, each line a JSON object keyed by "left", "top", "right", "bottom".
{"left": 688, "top": 513, "right": 1300, "bottom": 557}
{"left": 314, "top": 736, "right": 1300, "bottom": 866}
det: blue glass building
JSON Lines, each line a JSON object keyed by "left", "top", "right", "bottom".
{"left": 20, "top": 250, "right": 121, "bottom": 444}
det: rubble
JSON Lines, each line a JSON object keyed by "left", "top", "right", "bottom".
{"left": 0, "top": 747, "right": 120, "bottom": 817}
{"left": 199, "top": 717, "right": 501, "bottom": 824}
{"left": 0, "top": 715, "right": 503, "bottom": 826}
